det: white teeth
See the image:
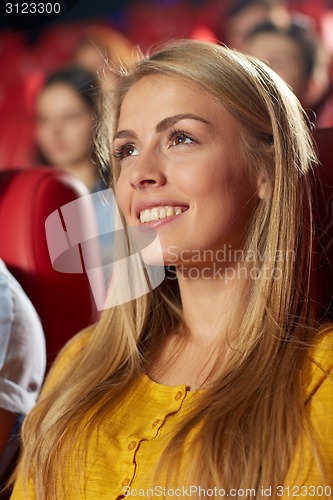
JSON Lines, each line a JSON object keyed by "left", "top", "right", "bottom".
{"left": 159, "top": 207, "right": 167, "bottom": 219}
{"left": 151, "top": 207, "right": 159, "bottom": 220}
{"left": 140, "top": 209, "right": 151, "bottom": 223}
{"left": 139, "top": 206, "right": 186, "bottom": 223}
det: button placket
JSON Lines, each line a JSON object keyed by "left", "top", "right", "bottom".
{"left": 128, "top": 440, "right": 137, "bottom": 451}
{"left": 120, "top": 439, "right": 138, "bottom": 490}
{"left": 175, "top": 390, "right": 183, "bottom": 401}
{"left": 122, "top": 478, "right": 131, "bottom": 488}
{"left": 151, "top": 418, "right": 161, "bottom": 428}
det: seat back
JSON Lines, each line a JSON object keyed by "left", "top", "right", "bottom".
{"left": 313, "top": 127, "right": 333, "bottom": 319}
{"left": 0, "top": 168, "right": 100, "bottom": 366}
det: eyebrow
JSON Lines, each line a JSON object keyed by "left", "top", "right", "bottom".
{"left": 113, "top": 113, "right": 210, "bottom": 142}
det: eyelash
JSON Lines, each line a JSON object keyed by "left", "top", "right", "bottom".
{"left": 112, "top": 129, "right": 197, "bottom": 161}
{"left": 168, "top": 129, "right": 197, "bottom": 146}
{"left": 112, "top": 144, "right": 134, "bottom": 161}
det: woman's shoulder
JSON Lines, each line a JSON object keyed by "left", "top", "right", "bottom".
{"left": 43, "top": 325, "right": 95, "bottom": 392}
{"left": 309, "top": 326, "right": 333, "bottom": 368}
{"left": 57, "top": 325, "right": 94, "bottom": 358}
{"left": 304, "top": 326, "right": 333, "bottom": 480}
{"left": 306, "top": 325, "right": 333, "bottom": 401}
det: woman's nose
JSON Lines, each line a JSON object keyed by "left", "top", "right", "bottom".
{"left": 129, "top": 155, "right": 167, "bottom": 191}
{"left": 44, "top": 119, "right": 63, "bottom": 138}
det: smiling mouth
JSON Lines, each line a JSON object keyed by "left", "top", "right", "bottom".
{"left": 139, "top": 206, "right": 189, "bottom": 223}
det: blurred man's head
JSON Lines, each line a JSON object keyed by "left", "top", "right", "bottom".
{"left": 225, "top": 0, "right": 276, "bottom": 50}
{"left": 244, "top": 18, "right": 325, "bottom": 107}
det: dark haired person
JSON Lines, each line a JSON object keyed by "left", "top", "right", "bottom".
{"left": 35, "top": 66, "right": 102, "bottom": 191}
{"left": 224, "top": 0, "right": 288, "bottom": 50}
{"left": 244, "top": 17, "right": 331, "bottom": 116}
{"left": 36, "top": 66, "right": 113, "bottom": 282}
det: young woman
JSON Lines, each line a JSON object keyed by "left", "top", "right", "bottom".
{"left": 10, "top": 40, "right": 333, "bottom": 499}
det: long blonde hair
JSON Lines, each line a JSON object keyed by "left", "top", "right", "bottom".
{"left": 15, "top": 40, "right": 327, "bottom": 498}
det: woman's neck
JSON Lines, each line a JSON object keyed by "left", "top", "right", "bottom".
{"left": 147, "top": 263, "right": 247, "bottom": 390}
{"left": 176, "top": 263, "right": 245, "bottom": 344}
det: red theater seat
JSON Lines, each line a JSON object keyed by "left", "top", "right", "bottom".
{"left": 0, "top": 168, "right": 101, "bottom": 367}
{"left": 0, "top": 118, "right": 36, "bottom": 169}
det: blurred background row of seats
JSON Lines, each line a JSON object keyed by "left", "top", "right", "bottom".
{"left": 0, "top": 0, "right": 333, "bottom": 168}
{"left": 1, "top": 0, "right": 333, "bottom": 367}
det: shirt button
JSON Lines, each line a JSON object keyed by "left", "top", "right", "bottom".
{"left": 175, "top": 391, "right": 183, "bottom": 401}
{"left": 152, "top": 419, "right": 160, "bottom": 428}
{"left": 122, "top": 478, "right": 131, "bottom": 487}
{"left": 128, "top": 440, "right": 137, "bottom": 450}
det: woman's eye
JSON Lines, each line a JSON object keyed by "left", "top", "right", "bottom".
{"left": 170, "top": 131, "right": 195, "bottom": 146}
{"left": 113, "top": 144, "right": 139, "bottom": 160}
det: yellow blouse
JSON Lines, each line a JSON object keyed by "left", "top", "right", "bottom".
{"left": 11, "top": 330, "right": 333, "bottom": 499}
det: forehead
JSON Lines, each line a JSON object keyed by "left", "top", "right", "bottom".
{"left": 118, "top": 73, "right": 235, "bottom": 128}
{"left": 247, "top": 32, "right": 303, "bottom": 62}
{"left": 38, "top": 83, "right": 86, "bottom": 110}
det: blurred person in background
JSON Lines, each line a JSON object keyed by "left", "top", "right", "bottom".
{"left": 224, "top": 0, "right": 289, "bottom": 51}
{"left": 35, "top": 65, "right": 103, "bottom": 192}
{"left": 35, "top": 65, "right": 113, "bottom": 283}
{"left": 243, "top": 17, "right": 332, "bottom": 125}
{"left": 72, "top": 25, "right": 134, "bottom": 90}
{"left": 0, "top": 259, "right": 45, "bottom": 494}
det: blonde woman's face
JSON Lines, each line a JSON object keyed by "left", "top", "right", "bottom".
{"left": 114, "top": 74, "right": 262, "bottom": 267}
